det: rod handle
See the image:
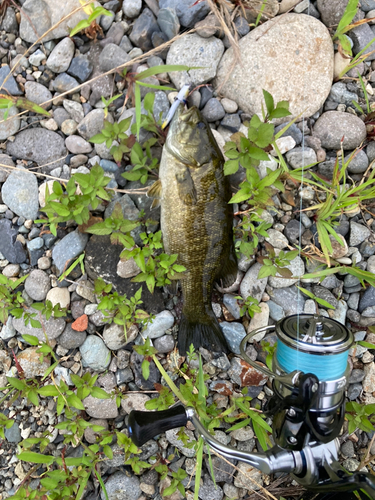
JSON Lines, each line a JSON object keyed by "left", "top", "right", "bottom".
{"left": 128, "top": 405, "right": 188, "bottom": 447}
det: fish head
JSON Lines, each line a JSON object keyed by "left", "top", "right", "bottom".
{"left": 165, "top": 105, "right": 222, "bottom": 167}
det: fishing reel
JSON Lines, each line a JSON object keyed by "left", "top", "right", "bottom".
{"left": 128, "top": 314, "right": 375, "bottom": 498}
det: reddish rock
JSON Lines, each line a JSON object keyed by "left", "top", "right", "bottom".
{"left": 228, "top": 357, "right": 268, "bottom": 387}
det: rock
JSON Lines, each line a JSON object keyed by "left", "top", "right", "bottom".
{"left": 20, "top": 0, "right": 93, "bottom": 43}
{"left": 63, "top": 100, "right": 84, "bottom": 123}
{"left": 100, "top": 471, "right": 141, "bottom": 500}
{"left": 228, "top": 357, "right": 267, "bottom": 387}
{"left": 46, "top": 37, "right": 75, "bottom": 73}
{"left": 268, "top": 286, "right": 305, "bottom": 316}
{"left": 13, "top": 307, "right": 65, "bottom": 341}
{"left": 269, "top": 256, "right": 305, "bottom": 289}
{"left": 234, "top": 462, "right": 263, "bottom": 491}
{"left": 248, "top": 303, "right": 270, "bottom": 341}
{"left": 159, "top": 0, "right": 209, "bottom": 27}
{"left": 341, "top": 441, "right": 355, "bottom": 459}
{"left": 77, "top": 109, "right": 106, "bottom": 140}
{"left": 103, "top": 323, "right": 138, "bottom": 350}
{"left": 131, "top": 350, "right": 161, "bottom": 390}
{"left": 350, "top": 23, "right": 375, "bottom": 61}
{"left": 67, "top": 55, "right": 93, "bottom": 84}
{"left": 80, "top": 335, "right": 111, "bottom": 371}
{"left": 57, "top": 324, "right": 86, "bottom": 349}
{"left": 346, "top": 150, "right": 369, "bottom": 174}
{"left": 4, "top": 422, "right": 21, "bottom": 443}
{"left": 1, "top": 167, "right": 39, "bottom": 220}
{"left": 166, "top": 428, "right": 196, "bottom": 457}
{"left": 167, "top": 33, "right": 224, "bottom": 89}
{"left": 220, "top": 321, "right": 247, "bottom": 355}
{"left": 84, "top": 419, "right": 108, "bottom": 444}
{"left": 7, "top": 129, "right": 67, "bottom": 173}
{"left": 359, "top": 287, "right": 375, "bottom": 313}
{"left": 142, "top": 311, "right": 174, "bottom": 339}
{"left": 312, "top": 285, "right": 338, "bottom": 308}
{"left": 223, "top": 294, "right": 241, "bottom": 319}
{"left": 45, "top": 287, "right": 70, "bottom": 309}
{"left": 198, "top": 476, "right": 223, "bottom": 500}
{"left": 284, "top": 220, "right": 300, "bottom": 244}
{"left": 153, "top": 91, "right": 170, "bottom": 123}
{"left": 52, "top": 230, "right": 89, "bottom": 275}
{"left": 83, "top": 395, "right": 118, "bottom": 419}
{"left": 0, "top": 65, "right": 22, "bottom": 96}
{"left": 329, "top": 234, "right": 348, "bottom": 259}
{"left": 0, "top": 317, "right": 16, "bottom": 341}
{"left": 0, "top": 106, "right": 20, "bottom": 140}
{"left": 221, "top": 98, "right": 238, "bottom": 114}
{"left": 240, "top": 262, "right": 268, "bottom": 303}
{"left": 313, "top": 112, "right": 367, "bottom": 150}
{"left": 87, "top": 44, "right": 115, "bottom": 105}
{"left": 202, "top": 98, "right": 225, "bottom": 122}
{"left": 363, "top": 362, "right": 375, "bottom": 393}
{"left": 285, "top": 147, "right": 317, "bottom": 169}
{"left": 85, "top": 235, "right": 165, "bottom": 314}
{"left": 25, "top": 82, "right": 52, "bottom": 110}
{"left": 349, "top": 221, "right": 371, "bottom": 246}
{"left": 121, "top": 393, "right": 150, "bottom": 414}
{"left": 99, "top": 43, "right": 131, "bottom": 73}
{"left": 329, "top": 299, "right": 348, "bottom": 325}
{"left": 129, "top": 8, "right": 159, "bottom": 51}
{"left": 215, "top": 14, "right": 333, "bottom": 121}
{"left": 265, "top": 229, "right": 289, "bottom": 249}
{"left": 154, "top": 334, "right": 175, "bottom": 353}
{"left": 268, "top": 300, "right": 285, "bottom": 321}
{"left": 0, "top": 219, "right": 27, "bottom": 264}
{"left": 329, "top": 82, "right": 358, "bottom": 105}
{"left": 157, "top": 8, "right": 180, "bottom": 40}
{"left": 52, "top": 73, "right": 79, "bottom": 93}
{"left": 317, "top": 0, "right": 363, "bottom": 27}
{"left": 65, "top": 135, "right": 92, "bottom": 154}
{"left": 24, "top": 270, "right": 50, "bottom": 301}
{"left": 0, "top": 154, "right": 14, "bottom": 183}
{"left": 123, "top": 0, "right": 143, "bottom": 18}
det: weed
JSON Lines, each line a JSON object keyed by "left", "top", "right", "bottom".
{"left": 234, "top": 294, "right": 262, "bottom": 318}
{"left": 345, "top": 402, "right": 375, "bottom": 435}
{"left": 234, "top": 210, "right": 272, "bottom": 258}
{"left": 257, "top": 243, "right": 299, "bottom": 280}
{"left": 69, "top": 1, "right": 111, "bottom": 39}
{"left": 296, "top": 286, "right": 336, "bottom": 310}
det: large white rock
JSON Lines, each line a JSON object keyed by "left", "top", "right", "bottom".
{"left": 215, "top": 14, "right": 334, "bottom": 121}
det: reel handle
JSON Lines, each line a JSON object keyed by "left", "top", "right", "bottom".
{"left": 128, "top": 405, "right": 187, "bottom": 447}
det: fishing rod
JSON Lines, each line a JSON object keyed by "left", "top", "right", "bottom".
{"left": 127, "top": 314, "right": 375, "bottom": 499}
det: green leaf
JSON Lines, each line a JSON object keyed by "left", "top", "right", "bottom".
{"left": 38, "top": 385, "right": 59, "bottom": 397}
{"left": 22, "top": 334, "right": 39, "bottom": 346}
{"left": 67, "top": 393, "right": 85, "bottom": 410}
{"left": 69, "top": 19, "right": 90, "bottom": 37}
{"left": 263, "top": 90, "right": 274, "bottom": 115}
{"left": 15, "top": 97, "right": 50, "bottom": 117}
{"left": 91, "top": 386, "right": 111, "bottom": 399}
{"left": 335, "top": 0, "right": 359, "bottom": 37}
{"left": 18, "top": 451, "right": 54, "bottom": 465}
{"left": 224, "top": 159, "right": 239, "bottom": 176}
{"left": 134, "top": 84, "right": 142, "bottom": 140}
{"left": 7, "top": 377, "right": 26, "bottom": 390}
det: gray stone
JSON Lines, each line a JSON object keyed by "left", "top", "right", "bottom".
{"left": 103, "top": 323, "right": 138, "bottom": 350}
{"left": 123, "top": 0, "right": 142, "bottom": 18}
{"left": 153, "top": 91, "right": 170, "bottom": 123}
{"left": 311, "top": 285, "right": 338, "bottom": 308}
{"left": 129, "top": 8, "right": 159, "bottom": 52}
{"left": 57, "top": 324, "right": 86, "bottom": 349}
{"left": 0, "top": 65, "right": 22, "bottom": 96}
{"left": 284, "top": 219, "right": 301, "bottom": 244}
{"left": 77, "top": 109, "right": 106, "bottom": 141}
{"left": 0, "top": 219, "right": 26, "bottom": 264}
{"left": 80, "top": 335, "right": 111, "bottom": 371}
{"left": 24, "top": 270, "right": 50, "bottom": 301}
{"left": 87, "top": 44, "right": 115, "bottom": 105}
{"left": 240, "top": 262, "right": 268, "bottom": 303}
{"left": 285, "top": 146, "right": 317, "bottom": 169}
{"left": 13, "top": 307, "right": 65, "bottom": 341}
{"left": 5, "top": 422, "right": 21, "bottom": 443}
{"left": 100, "top": 10, "right": 114, "bottom": 31}
{"left": 349, "top": 369, "right": 365, "bottom": 384}
{"left": 159, "top": 0, "right": 209, "bottom": 27}
{"left": 223, "top": 294, "right": 241, "bottom": 319}
{"left": 202, "top": 98, "right": 225, "bottom": 122}
{"left": 167, "top": 33, "right": 224, "bottom": 89}
{"left": 328, "top": 82, "right": 358, "bottom": 105}
{"left": 350, "top": 23, "right": 375, "bottom": 61}
{"left": 215, "top": 14, "right": 333, "bottom": 121}
{"left": 0, "top": 154, "right": 14, "bottom": 183}
{"left": 269, "top": 256, "right": 305, "bottom": 288}
{"left": 275, "top": 122, "right": 303, "bottom": 145}
{"left": 350, "top": 221, "right": 371, "bottom": 246}
{"left": 63, "top": 100, "right": 84, "bottom": 123}
{"left": 29, "top": 49, "right": 46, "bottom": 67}
{"left": 347, "top": 292, "right": 360, "bottom": 310}
{"left": 66, "top": 135, "right": 92, "bottom": 154}
{"left": 317, "top": 0, "right": 363, "bottom": 27}
{"left": 67, "top": 55, "right": 93, "bottom": 84}
{"left": 198, "top": 475, "right": 223, "bottom": 500}
{"left": 53, "top": 107, "right": 70, "bottom": 128}
{"left": 1, "top": 7, "right": 17, "bottom": 33}
{"left": 154, "top": 334, "right": 175, "bottom": 353}
{"left": 268, "top": 286, "right": 305, "bottom": 316}
{"left": 100, "top": 471, "right": 141, "bottom": 500}
{"left": 220, "top": 113, "right": 241, "bottom": 132}
{"left": 0, "top": 317, "right": 16, "bottom": 341}
{"left": 330, "top": 299, "right": 347, "bottom": 325}
{"left": 52, "top": 73, "right": 79, "bottom": 93}
{"left": 1, "top": 167, "right": 39, "bottom": 219}
{"left": 46, "top": 37, "right": 75, "bottom": 73}
{"left": 120, "top": 35, "right": 133, "bottom": 53}
{"left": 313, "top": 111, "right": 367, "bottom": 150}
{"left": 20, "top": 0, "right": 93, "bottom": 43}
{"left": 0, "top": 106, "right": 20, "bottom": 140}
{"left": 142, "top": 310, "right": 174, "bottom": 339}
{"left": 366, "top": 141, "right": 375, "bottom": 163}
{"left": 347, "top": 383, "right": 362, "bottom": 400}
{"left": 83, "top": 395, "right": 118, "bottom": 419}
{"left": 346, "top": 149, "right": 369, "bottom": 174}
{"left": 362, "top": 306, "right": 375, "bottom": 317}
{"left": 265, "top": 229, "right": 289, "bottom": 249}
{"left": 7, "top": 129, "right": 67, "bottom": 173}
{"left": 157, "top": 8, "right": 180, "bottom": 40}
{"left": 268, "top": 300, "right": 285, "bottom": 321}
{"left": 165, "top": 428, "right": 196, "bottom": 457}
{"left": 99, "top": 43, "right": 131, "bottom": 73}
{"left": 220, "top": 321, "right": 246, "bottom": 355}
{"left": 25, "top": 82, "right": 52, "bottom": 110}
{"left": 341, "top": 440, "right": 355, "bottom": 458}
{"left": 362, "top": 0, "right": 375, "bottom": 11}
{"left": 52, "top": 230, "right": 89, "bottom": 275}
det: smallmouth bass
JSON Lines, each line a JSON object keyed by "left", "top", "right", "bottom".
{"left": 149, "top": 104, "right": 237, "bottom": 354}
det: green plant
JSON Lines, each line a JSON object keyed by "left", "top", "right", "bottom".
{"left": 296, "top": 285, "right": 336, "bottom": 310}
{"left": 0, "top": 273, "right": 28, "bottom": 324}
{"left": 352, "top": 72, "right": 371, "bottom": 115}
{"left": 257, "top": 243, "right": 299, "bottom": 279}
{"left": 260, "top": 340, "right": 277, "bottom": 371}
{"left": 101, "top": 94, "right": 122, "bottom": 118}
{"left": 234, "top": 210, "right": 272, "bottom": 258}
{"left": 36, "top": 164, "right": 113, "bottom": 235}
{"left": 234, "top": 294, "right": 262, "bottom": 318}
{"left": 69, "top": 1, "right": 111, "bottom": 37}
{"left": 0, "top": 94, "right": 51, "bottom": 119}
{"left": 302, "top": 262, "right": 375, "bottom": 289}
{"left": 332, "top": 0, "right": 360, "bottom": 56}
{"left": 89, "top": 116, "right": 135, "bottom": 164}
{"left": 345, "top": 402, "right": 375, "bottom": 434}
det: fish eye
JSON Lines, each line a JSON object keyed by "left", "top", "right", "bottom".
{"left": 197, "top": 122, "right": 206, "bottom": 129}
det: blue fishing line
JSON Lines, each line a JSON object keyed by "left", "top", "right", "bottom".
{"left": 276, "top": 342, "right": 349, "bottom": 381}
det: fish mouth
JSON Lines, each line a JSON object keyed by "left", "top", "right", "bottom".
{"left": 179, "top": 106, "right": 199, "bottom": 123}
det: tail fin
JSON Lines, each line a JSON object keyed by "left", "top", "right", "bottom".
{"left": 178, "top": 310, "right": 228, "bottom": 354}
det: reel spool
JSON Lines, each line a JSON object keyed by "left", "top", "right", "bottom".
{"left": 240, "top": 314, "right": 354, "bottom": 449}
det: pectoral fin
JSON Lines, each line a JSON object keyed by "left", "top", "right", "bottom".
{"left": 147, "top": 179, "right": 162, "bottom": 209}
{"left": 175, "top": 167, "right": 197, "bottom": 206}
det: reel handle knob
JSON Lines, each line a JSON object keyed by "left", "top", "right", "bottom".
{"left": 128, "top": 405, "right": 187, "bottom": 447}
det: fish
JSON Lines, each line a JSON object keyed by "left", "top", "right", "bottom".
{"left": 148, "top": 104, "right": 237, "bottom": 354}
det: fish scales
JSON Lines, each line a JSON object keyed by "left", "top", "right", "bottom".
{"left": 155, "top": 104, "right": 237, "bottom": 353}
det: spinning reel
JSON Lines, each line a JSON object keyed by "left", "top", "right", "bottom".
{"left": 128, "top": 314, "right": 375, "bottom": 498}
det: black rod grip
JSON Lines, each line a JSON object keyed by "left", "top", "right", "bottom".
{"left": 128, "top": 405, "right": 188, "bottom": 447}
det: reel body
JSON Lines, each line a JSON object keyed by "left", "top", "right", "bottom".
{"left": 128, "top": 314, "right": 375, "bottom": 498}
